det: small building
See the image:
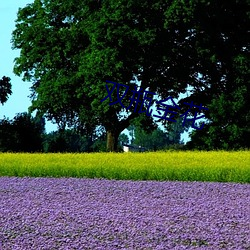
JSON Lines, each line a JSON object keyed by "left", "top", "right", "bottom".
{"left": 122, "top": 143, "right": 147, "bottom": 152}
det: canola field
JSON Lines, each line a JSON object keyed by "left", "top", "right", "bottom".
{"left": 0, "top": 151, "right": 249, "bottom": 183}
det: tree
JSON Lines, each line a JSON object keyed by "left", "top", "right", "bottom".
{"left": 43, "top": 128, "right": 110, "bottom": 152}
{"left": 133, "top": 126, "right": 169, "bottom": 151}
{"left": 0, "top": 113, "right": 44, "bottom": 152}
{"left": 12, "top": 0, "right": 249, "bottom": 151}
{"left": 130, "top": 116, "right": 192, "bottom": 151}
{"left": 164, "top": 0, "right": 250, "bottom": 149}
{"left": 164, "top": 117, "right": 192, "bottom": 145}
{"left": 0, "top": 76, "right": 12, "bottom": 105}
{"left": 0, "top": 117, "right": 13, "bottom": 151}
{"left": 91, "top": 132, "right": 107, "bottom": 152}
{"left": 118, "top": 133, "right": 129, "bottom": 145}
{"left": 127, "top": 125, "right": 135, "bottom": 144}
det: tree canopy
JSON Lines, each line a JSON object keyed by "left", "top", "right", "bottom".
{"left": 0, "top": 76, "right": 12, "bottom": 105}
{"left": 172, "top": 0, "right": 250, "bottom": 150}
{"left": 0, "top": 113, "right": 44, "bottom": 152}
{"left": 12, "top": 0, "right": 249, "bottom": 151}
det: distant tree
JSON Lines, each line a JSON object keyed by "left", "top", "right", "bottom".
{"left": 43, "top": 130, "right": 68, "bottom": 153}
{"left": 44, "top": 129, "right": 90, "bottom": 152}
{"left": 0, "top": 76, "right": 12, "bottom": 105}
{"left": 0, "top": 117, "right": 13, "bottom": 152}
{"left": 134, "top": 126, "right": 169, "bottom": 151}
{"left": 91, "top": 132, "right": 107, "bottom": 152}
{"left": 0, "top": 113, "right": 44, "bottom": 152}
{"left": 12, "top": 113, "right": 44, "bottom": 152}
{"left": 127, "top": 125, "right": 135, "bottom": 144}
{"left": 165, "top": 117, "right": 193, "bottom": 145}
{"left": 118, "top": 133, "right": 129, "bottom": 145}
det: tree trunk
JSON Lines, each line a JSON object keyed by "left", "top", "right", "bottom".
{"left": 106, "top": 130, "right": 119, "bottom": 152}
{"left": 105, "top": 111, "right": 138, "bottom": 152}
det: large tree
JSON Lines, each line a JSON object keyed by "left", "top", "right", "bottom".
{"left": 166, "top": 0, "right": 250, "bottom": 149}
{"left": 12, "top": 0, "right": 249, "bottom": 151}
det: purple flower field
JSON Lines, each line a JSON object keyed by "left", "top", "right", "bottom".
{"left": 0, "top": 177, "right": 249, "bottom": 249}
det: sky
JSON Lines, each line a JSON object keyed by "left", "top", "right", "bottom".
{"left": 0, "top": 0, "right": 58, "bottom": 133}
{"left": 0, "top": 1, "right": 192, "bottom": 143}
{"left": 0, "top": 1, "right": 31, "bottom": 116}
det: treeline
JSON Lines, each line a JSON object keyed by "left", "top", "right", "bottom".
{"left": 0, "top": 113, "right": 188, "bottom": 153}
{"left": 0, "top": 113, "right": 99, "bottom": 153}
{"left": 1, "top": 112, "right": 249, "bottom": 152}
{"left": 0, "top": 113, "right": 44, "bottom": 152}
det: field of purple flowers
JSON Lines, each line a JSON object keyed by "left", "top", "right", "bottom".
{"left": 0, "top": 177, "right": 249, "bottom": 249}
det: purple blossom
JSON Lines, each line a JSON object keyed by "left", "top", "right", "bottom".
{"left": 0, "top": 177, "right": 249, "bottom": 249}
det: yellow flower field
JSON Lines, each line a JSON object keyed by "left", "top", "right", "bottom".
{"left": 0, "top": 151, "right": 249, "bottom": 183}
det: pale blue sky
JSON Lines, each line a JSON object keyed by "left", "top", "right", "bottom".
{"left": 0, "top": 1, "right": 56, "bottom": 133}
{"left": 0, "top": 1, "right": 191, "bottom": 142}
{"left": 0, "top": 1, "right": 31, "bottom": 114}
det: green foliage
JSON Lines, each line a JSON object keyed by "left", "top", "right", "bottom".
{"left": 0, "top": 113, "right": 44, "bottom": 152}
{"left": 118, "top": 133, "right": 129, "bottom": 145}
{"left": 167, "top": 0, "right": 250, "bottom": 150}
{"left": 11, "top": 0, "right": 190, "bottom": 151}
{"left": 43, "top": 128, "right": 116, "bottom": 152}
{"left": 44, "top": 128, "right": 107, "bottom": 152}
{"left": 164, "top": 117, "right": 192, "bottom": 145}
{"left": 0, "top": 117, "right": 13, "bottom": 151}
{"left": 91, "top": 132, "right": 107, "bottom": 152}
{"left": 133, "top": 126, "right": 169, "bottom": 151}
{"left": 129, "top": 116, "right": 191, "bottom": 151}
{"left": 12, "top": 0, "right": 249, "bottom": 151}
{"left": 0, "top": 76, "right": 12, "bottom": 105}
{"left": 44, "top": 130, "right": 81, "bottom": 152}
